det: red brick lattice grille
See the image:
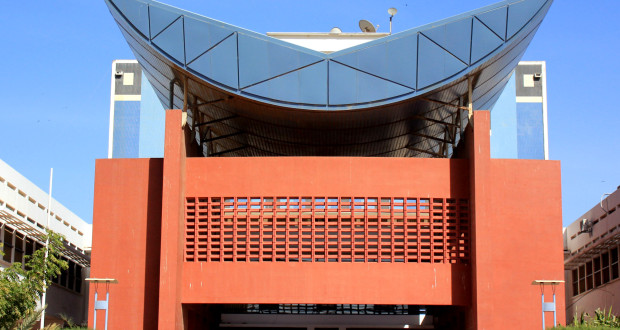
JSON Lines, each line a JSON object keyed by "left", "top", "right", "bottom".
{"left": 185, "top": 197, "right": 470, "bottom": 263}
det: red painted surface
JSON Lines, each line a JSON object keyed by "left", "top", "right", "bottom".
{"left": 88, "top": 159, "right": 162, "bottom": 330}
{"left": 159, "top": 110, "right": 188, "bottom": 329}
{"left": 182, "top": 262, "right": 470, "bottom": 305}
{"left": 184, "top": 157, "right": 470, "bottom": 198}
{"left": 467, "top": 112, "right": 565, "bottom": 329}
{"left": 88, "top": 110, "right": 565, "bottom": 329}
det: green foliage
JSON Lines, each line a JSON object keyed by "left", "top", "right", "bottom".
{"left": 57, "top": 313, "right": 75, "bottom": 328}
{"left": 591, "top": 307, "right": 620, "bottom": 327}
{"left": 574, "top": 311, "right": 590, "bottom": 326}
{"left": 0, "top": 231, "right": 69, "bottom": 330}
{"left": 551, "top": 326, "right": 620, "bottom": 330}
{"left": 551, "top": 307, "right": 620, "bottom": 329}
{"left": 11, "top": 308, "right": 43, "bottom": 330}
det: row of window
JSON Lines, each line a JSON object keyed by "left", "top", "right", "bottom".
{"left": 572, "top": 245, "right": 620, "bottom": 296}
{"left": 0, "top": 223, "right": 84, "bottom": 294}
{"left": 0, "top": 175, "right": 84, "bottom": 237}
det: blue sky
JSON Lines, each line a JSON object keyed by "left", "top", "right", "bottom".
{"left": 0, "top": 0, "right": 618, "bottom": 226}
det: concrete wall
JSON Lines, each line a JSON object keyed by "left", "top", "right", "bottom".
{"left": 564, "top": 188, "right": 620, "bottom": 321}
{"left": 0, "top": 159, "right": 92, "bottom": 249}
{"left": 89, "top": 158, "right": 163, "bottom": 330}
{"left": 89, "top": 110, "right": 565, "bottom": 329}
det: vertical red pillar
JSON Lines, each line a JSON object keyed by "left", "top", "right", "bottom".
{"left": 158, "top": 110, "right": 187, "bottom": 329}
{"left": 467, "top": 111, "right": 491, "bottom": 329}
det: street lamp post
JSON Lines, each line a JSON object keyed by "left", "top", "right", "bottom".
{"left": 532, "top": 280, "right": 564, "bottom": 329}
{"left": 86, "top": 278, "right": 118, "bottom": 330}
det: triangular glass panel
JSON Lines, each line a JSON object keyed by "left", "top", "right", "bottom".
{"left": 470, "top": 18, "right": 503, "bottom": 64}
{"left": 420, "top": 18, "right": 472, "bottom": 65}
{"left": 149, "top": 3, "right": 182, "bottom": 39}
{"left": 111, "top": 0, "right": 150, "bottom": 38}
{"left": 152, "top": 17, "right": 185, "bottom": 64}
{"left": 507, "top": 0, "right": 546, "bottom": 39}
{"left": 243, "top": 61, "right": 327, "bottom": 106}
{"left": 328, "top": 62, "right": 414, "bottom": 106}
{"left": 188, "top": 34, "right": 238, "bottom": 90}
{"left": 417, "top": 34, "right": 468, "bottom": 90}
{"left": 184, "top": 16, "right": 235, "bottom": 65}
{"left": 332, "top": 33, "right": 417, "bottom": 89}
{"left": 238, "top": 34, "right": 324, "bottom": 88}
{"left": 476, "top": 6, "right": 508, "bottom": 40}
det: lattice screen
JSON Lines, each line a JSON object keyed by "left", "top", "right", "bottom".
{"left": 185, "top": 197, "right": 469, "bottom": 264}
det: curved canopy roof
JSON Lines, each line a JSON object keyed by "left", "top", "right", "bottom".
{"left": 105, "top": 0, "right": 552, "bottom": 157}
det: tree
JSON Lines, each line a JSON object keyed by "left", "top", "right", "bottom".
{"left": 0, "top": 231, "right": 69, "bottom": 330}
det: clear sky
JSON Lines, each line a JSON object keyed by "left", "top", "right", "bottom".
{"left": 0, "top": 0, "right": 618, "bottom": 226}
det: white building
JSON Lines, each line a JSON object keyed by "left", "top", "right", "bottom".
{"left": 0, "top": 158, "right": 92, "bottom": 326}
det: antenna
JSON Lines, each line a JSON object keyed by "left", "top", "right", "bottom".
{"left": 330, "top": 27, "right": 342, "bottom": 33}
{"left": 388, "top": 7, "right": 398, "bottom": 34}
{"left": 359, "top": 19, "right": 376, "bottom": 33}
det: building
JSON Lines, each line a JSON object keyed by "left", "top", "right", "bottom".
{"left": 491, "top": 61, "right": 549, "bottom": 160}
{"left": 108, "top": 59, "right": 165, "bottom": 158}
{"left": 91, "top": 0, "right": 563, "bottom": 329}
{"left": 0, "top": 159, "right": 92, "bottom": 326}
{"left": 111, "top": 60, "right": 549, "bottom": 162}
{"left": 564, "top": 187, "right": 620, "bottom": 322}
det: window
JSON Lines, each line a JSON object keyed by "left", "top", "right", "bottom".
{"left": 594, "top": 257, "right": 602, "bottom": 287}
{"left": 67, "top": 261, "right": 75, "bottom": 291}
{"left": 612, "top": 247, "right": 619, "bottom": 280}
{"left": 579, "top": 265, "right": 586, "bottom": 293}
{"left": 586, "top": 261, "right": 593, "bottom": 291}
{"left": 603, "top": 252, "right": 611, "bottom": 284}
{"left": 75, "top": 265, "right": 83, "bottom": 293}
{"left": 572, "top": 269, "right": 579, "bottom": 296}
{"left": 2, "top": 227, "right": 14, "bottom": 262}
{"left": 14, "top": 233, "right": 24, "bottom": 264}
{"left": 60, "top": 257, "right": 68, "bottom": 287}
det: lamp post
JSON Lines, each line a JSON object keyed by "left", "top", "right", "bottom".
{"left": 532, "top": 280, "right": 564, "bottom": 329}
{"left": 388, "top": 8, "right": 397, "bottom": 35}
{"left": 86, "top": 278, "right": 118, "bottom": 330}
{"left": 40, "top": 168, "right": 52, "bottom": 329}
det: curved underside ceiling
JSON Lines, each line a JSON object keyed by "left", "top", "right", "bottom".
{"left": 105, "top": 0, "right": 552, "bottom": 157}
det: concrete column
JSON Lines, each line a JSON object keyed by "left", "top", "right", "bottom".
{"left": 158, "top": 109, "right": 188, "bottom": 329}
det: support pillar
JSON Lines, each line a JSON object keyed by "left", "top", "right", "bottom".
{"left": 158, "top": 109, "right": 188, "bottom": 329}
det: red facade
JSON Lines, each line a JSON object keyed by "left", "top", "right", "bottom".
{"left": 89, "top": 110, "right": 565, "bottom": 329}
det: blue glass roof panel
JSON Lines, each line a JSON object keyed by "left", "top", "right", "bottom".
{"left": 243, "top": 61, "right": 327, "bottom": 106}
{"left": 507, "top": 0, "right": 546, "bottom": 39}
{"left": 476, "top": 6, "right": 508, "bottom": 40}
{"left": 471, "top": 18, "right": 504, "bottom": 64}
{"left": 332, "top": 33, "right": 418, "bottom": 89}
{"left": 152, "top": 16, "right": 185, "bottom": 64}
{"left": 328, "top": 62, "right": 413, "bottom": 105}
{"left": 184, "top": 16, "right": 235, "bottom": 64}
{"left": 238, "top": 34, "right": 323, "bottom": 89}
{"left": 188, "top": 34, "right": 238, "bottom": 89}
{"left": 417, "top": 34, "right": 467, "bottom": 89}
{"left": 148, "top": 3, "right": 181, "bottom": 39}
{"left": 421, "top": 17, "right": 473, "bottom": 65}
{"left": 111, "top": 0, "right": 150, "bottom": 38}
{"left": 106, "top": 0, "right": 552, "bottom": 110}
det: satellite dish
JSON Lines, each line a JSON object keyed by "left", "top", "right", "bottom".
{"left": 388, "top": 8, "right": 398, "bottom": 16}
{"left": 359, "top": 20, "right": 376, "bottom": 33}
{"left": 330, "top": 27, "right": 342, "bottom": 33}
